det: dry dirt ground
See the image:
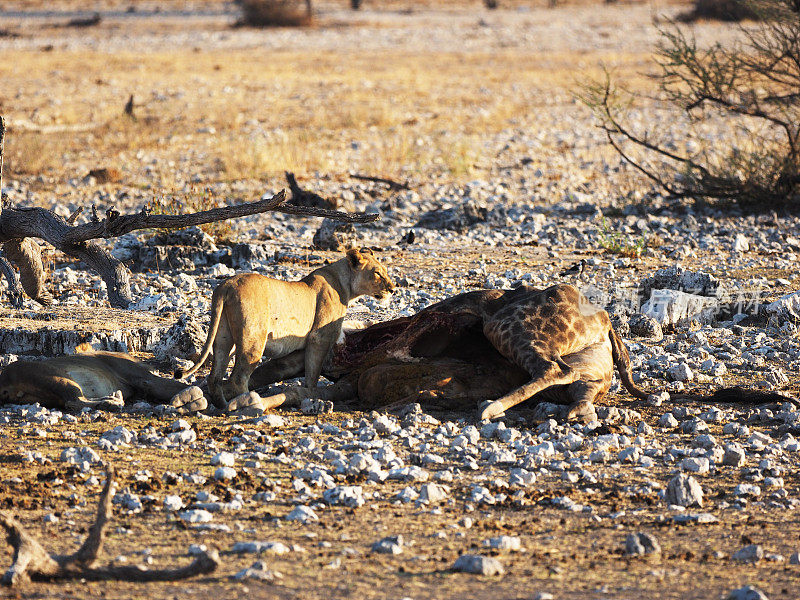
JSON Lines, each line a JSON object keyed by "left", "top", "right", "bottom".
{"left": 0, "top": 2, "right": 799, "bottom": 600}
{"left": 1, "top": 404, "right": 798, "bottom": 600}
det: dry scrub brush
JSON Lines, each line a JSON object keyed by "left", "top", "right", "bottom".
{"left": 677, "top": 0, "right": 762, "bottom": 22}
{"left": 584, "top": 0, "right": 800, "bottom": 209}
{"left": 237, "top": 0, "right": 313, "bottom": 27}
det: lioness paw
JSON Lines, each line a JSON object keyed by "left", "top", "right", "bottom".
{"left": 177, "top": 397, "right": 208, "bottom": 414}
{"left": 95, "top": 390, "right": 125, "bottom": 411}
{"left": 228, "top": 391, "right": 264, "bottom": 412}
{"left": 170, "top": 386, "right": 205, "bottom": 408}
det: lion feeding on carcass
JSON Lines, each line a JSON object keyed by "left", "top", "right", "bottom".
{"left": 236, "top": 283, "right": 648, "bottom": 421}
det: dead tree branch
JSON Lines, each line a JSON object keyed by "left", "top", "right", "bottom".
{"left": 0, "top": 256, "right": 24, "bottom": 308}
{"left": 0, "top": 188, "right": 380, "bottom": 246}
{"left": 1, "top": 238, "right": 51, "bottom": 306}
{"left": 0, "top": 464, "right": 220, "bottom": 585}
{"left": 0, "top": 171, "right": 379, "bottom": 307}
{"left": 349, "top": 173, "right": 411, "bottom": 191}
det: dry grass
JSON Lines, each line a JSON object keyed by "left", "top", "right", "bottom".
{"left": 0, "top": 0, "right": 679, "bottom": 10}
{"left": 0, "top": 48, "right": 650, "bottom": 186}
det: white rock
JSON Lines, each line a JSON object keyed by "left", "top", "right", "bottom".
{"left": 723, "top": 444, "right": 746, "bottom": 467}
{"left": 509, "top": 468, "right": 537, "bottom": 487}
{"left": 625, "top": 532, "right": 661, "bottom": 556}
{"left": 766, "top": 291, "right": 800, "bottom": 321}
{"left": 285, "top": 506, "right": 319, "bottom": 523}
{"left": 373, "top": 415, "right": 400, "bottom": 435}
{"left": 681, "top": 457, "right": 710, "bottom": 474}
{"left": 232, "top": 541, "right": 290, "bottom": 555}
{"left": 387, "top": 466, "right": 429, "bottom": 482}
{"left": 647, "top": 391, "right": 670, "bottom": 407}
{"left": 419, "top": 483, "right": 449, "bottom": 504}
{"left": 300, "top": 397, "right": 333, "bottom": 415}
{"left": 732, "top": 234, "right": 750, "bottom": 253}
{"left": 665, "top": 474, "right": 704, "bottom": 507}
{"left": 179, "top": 509, "right": 214, "bottom": 523}
{"left": 725, "top": 586, "right": 769, "bottom": 600}
{"left": 113, "top": 491, "right": 142, "bottom": 512}
{"left": 732, "top": 544, "right": 763, "bottom": 563}
{"left": 481, "top": 421, "right": 506, "bottom": 439}
{"left": 693, "top": 434, "right": 716, "bottom": 449}
{"left": 176, "top": 273, "right": 198, "bottom": 292}
{"left": 658, "top": 413, "right": 679, "bottom": 428}
{"left": 209, "top": 263, "right": 235, "bottom": 277}
{"left": 483, "top": 536, "right": 522, "bottom": 551}
{"left": 232, "top": 560, "right": 281, "bottom": 582}
{"left": 667, "top": 363, "right": 694, "bottom": 383}
{"left": 101, "top": 425, "right": 135, "bottom": 446}
{"left": 323, "top": 486, "right": 365, "bottom": 508}
{"left": 529, "top": 441, "right": 555, "bottom": 459}
{"left": 213, "top": 467, "right": 237, "bottom": 481}
{"left": 171, "top": 419, "right": 191, "bottom": 432}
{"left": 734, "top": 483, "right": 761, "bottom": 497}
{"left": 163, "top": 495, "right": 184, "bottom": 511}
{"left": 395, "top": 487, "right": 419, "bottom": 503}
{"left": 451, "top": 554, "right": 504, "bottom": 575}
{"left": 211, "top": 452, "right": 236, "bottom": 467}
{"left": 167, "top": 429, "right": 197, "bottom": 445}
{"left": 641, "top": 289, "right": 720, "bottom": 327}
{"left": 371, "top": 535, "right": 404, "bottom": 554}
{"left": 619, "top": 447, "right": 642, "bottom": 463}
{"left": 256, "top": 414, "right": 286, "bottom": 428}
{"left": 133, "top": 294, "right": 168, "bottom": 311}
{"left": 61, "top": 446, "right": 101, "bottom": 466}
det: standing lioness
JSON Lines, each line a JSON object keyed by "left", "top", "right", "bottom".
{"left": 180, "top": 247, "right": 394, "bottom": 409}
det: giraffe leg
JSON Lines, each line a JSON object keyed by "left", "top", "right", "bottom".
{"left": 479, "top": 357, "right": 578, "bottom": 420}
{"left": 563, "top": 378, "right": 608, "bottom": 422}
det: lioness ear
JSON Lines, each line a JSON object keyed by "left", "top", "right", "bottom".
{"left": 360, "top": 247, "right": 374, "bottom": 256}
{"left": 74, "top": 342, "right": 94, "bottom": 355}
{"left": 346, "top": 248, "right": 363, "bottom": 267}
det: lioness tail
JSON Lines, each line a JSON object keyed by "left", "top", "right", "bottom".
{"left": 176, "top": 289, "right": 226, "bottom": 379}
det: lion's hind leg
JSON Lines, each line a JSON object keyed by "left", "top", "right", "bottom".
{"left": 227, "top": 329, "right": 269, "bottom": 406}
{"left": 208, "top": 319, "right": 235, "bottom": 409}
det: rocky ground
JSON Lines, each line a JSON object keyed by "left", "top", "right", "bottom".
{"left": 0, "top": 2, "right": 799, "bottom": 599}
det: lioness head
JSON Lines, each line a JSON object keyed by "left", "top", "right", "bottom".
{"left": 347, "top": 247, "right": 395, "bottom": 301}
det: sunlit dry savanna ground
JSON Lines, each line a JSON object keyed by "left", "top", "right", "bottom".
{"left": 0, "top": 2, "right": 799, "bottom": 600}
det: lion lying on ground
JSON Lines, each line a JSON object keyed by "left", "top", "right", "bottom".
{"left": 179, "top": 247, "right": 394, "bottom": 409}
{"left": 0, "top": 350, "right": 205, "bottom": 412}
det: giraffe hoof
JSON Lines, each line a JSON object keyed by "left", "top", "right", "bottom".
{"left": 566, "top": 401, "right": 596, "bottom": 423}
{"left": 479, "top": 400, "right": 505, "bottom": 421}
